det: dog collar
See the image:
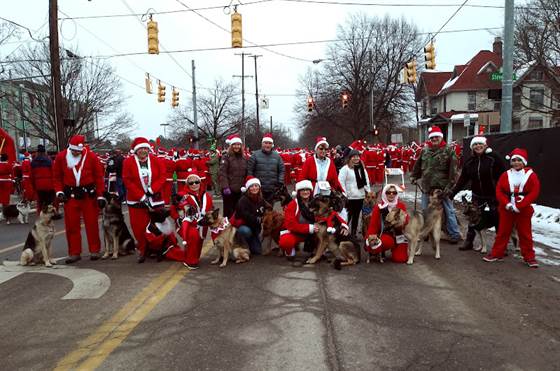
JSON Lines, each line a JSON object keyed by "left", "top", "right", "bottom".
{"left": 210, "top": 217, "right": 230, "bottom": 237}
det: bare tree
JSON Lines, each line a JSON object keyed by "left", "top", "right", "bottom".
{"left": 2, "top": 43, "right": 135, "bottom": 150}
{"left": 167, "top": 79, "right": 240, "bottom": 148}
{"left": 297, "top": 13, "right": 422, "bottom": 145}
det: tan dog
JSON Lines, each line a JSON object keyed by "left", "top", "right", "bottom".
{"left": 200, "top": 208, "right": 250, "bottom": 268}
{"left": 361, "top": 191, "right": 377, "bottom": 239}
{"left": 20, "top": 204, "right": 57, "bottom": 267}
{"left": 384, "top": 207, "right": 425, "bottom": 265}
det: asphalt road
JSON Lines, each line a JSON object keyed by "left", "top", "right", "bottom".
{"left": 1, "top": 197, "right": 559, "bottom": 371}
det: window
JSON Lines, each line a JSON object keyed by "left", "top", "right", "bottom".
{"left": 422, "top": 100, "right": 427, "bottom": 117}
{"left": 530, "top": 70, "right": 544, "bottom": 81}
{"left": 431, "top": 105, "right": 437, "bottom": 115}
{"left": 468, "top": 91, "right": 476, "bottom": 111}
{"left": 528, "top": 117, "right": 543, "bottom": 129}
{"left": 494, "top": 102, "right": 501, "bottom": 111}
{"left": 530, "top": 88, "right": 544, "bottom": 109}
{"left": 554, "top": 94, "right": 560, "bottom": 109}
{"left": 513, "top": 91, "right": 522, "bottom": 110}
{"left": 512, "top": 118, "right": 521, "bottom": 132}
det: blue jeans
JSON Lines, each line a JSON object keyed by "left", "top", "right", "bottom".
{"left": 237, "top": 225, "right": 262, "bottom": 255}
{"left": 421, "top": 193, "right": 461, "bottom": 239}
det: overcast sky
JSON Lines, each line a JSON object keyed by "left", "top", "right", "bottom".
{"left": 1, "top": 0, "right": 511, "bottom": 141}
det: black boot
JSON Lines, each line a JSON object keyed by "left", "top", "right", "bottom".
{"left": 459, "top": 228, "right": 476, "bottom": 251}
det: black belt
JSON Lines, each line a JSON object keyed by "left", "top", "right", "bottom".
{"left": 64, "top": 184, "right": 96, "bottom": 200}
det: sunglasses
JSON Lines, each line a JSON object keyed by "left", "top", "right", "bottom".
{"left": 385, "top": 191, "right": 398, "bottom": 195}
{"left": 188, "top": 180, "right": 201, "bottom": 185}
{"left": 317, "top": 147, "right": 328, "bottom": 151}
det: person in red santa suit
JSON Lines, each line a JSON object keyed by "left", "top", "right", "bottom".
{"left": 0, "top": 153, "right": 14, "bottom": 207}
{"left": 483, "top": 148, "right": 541, "bottom": 268}
{"left": 365, "top": 184, "right": 409, "bottom": 263}
{"left": 21, "top": 152, "right": 35, "bottom": 201}
{"left": 299, "top": 137, "right": 344, "bottom": 195}
{"left": 362, "top": 145, "right": 378, "bottom": 187}
{"left": 53, "top": 135, "right": 106, "bottom": 263}
{"left": 175, "top": 170, "right": 213, "bottom": 269}
{"left": 122, "top": 137, "right": 166, "bottom": 263}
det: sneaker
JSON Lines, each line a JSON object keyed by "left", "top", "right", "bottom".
{"left": 482, "top": 255, "right": 503, "bottom": 262}
{"left": 65, "top": 255, "right": 81, "bottom": 264}
{"left": 183, "top": 262, "right": 199, "bottom": 270}
{"left": 137, "top": 256, "right": 146, "bottom": 264}
{"left": 459, "top": 240, "right": 473, "bottom": 251}
{"left": 525, "top": 259, "right": 539, "bottom": 268}
{"left": 448, "top": 236, "right": 461, "bottom": 245}
{"left": 90, "top": 253, "right": 101, "bottom": 261}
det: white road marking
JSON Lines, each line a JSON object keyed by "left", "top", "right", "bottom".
{"left": 0, "top": 261, "right": 111, "bottom": 300}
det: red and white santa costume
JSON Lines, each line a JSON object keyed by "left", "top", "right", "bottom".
{"left": 53, "top": 135, "right": 105, "bottom": 257}
{"left": 0, "top": 158, "right": 14, "bottom": 206}
{"left": 278, "top": 180, "right": 318, "bottom": 255}
{"left": 299, "top": 137, "right": 344, "bottom": 195}
{"left": 122, "top": 137, "right": 166, "bottom": 258}
{"left": 21, "top": 153, "right": 35, "bottom": 201}
{"left": 362, "top": 146, "right": 377, "bottom": 186}
{"left": 145, "top": 215, "right": 179, "bottom": 256}
{"left": 172, "top": 171, "right": 213, "bottom": 266}
{"left": 159, "top": 151, "right": 176, "bottom": 205}
{"left": 374, "top": 146, "right": 386, "bottom": 184}
{"left": 365, "top": 184, "right": 409, "bottom": 263}
{"left": 486, "top": 148, "right": 540, "bottom": 263}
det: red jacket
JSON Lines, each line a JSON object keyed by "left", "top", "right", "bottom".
{"left": 123, "top": 154, "right": 166, "bottom": 205}
{"left": 53, "top": 149, "right": 105, "bottom": 197}
{"left": 362, "top": 149, "right": 377, "bottom": 170}
{"left": 282, "top": 198, "right": 315, "bottom": 235}
{"left": 496, "top": 168, "right": 540, "bottom": 215}
{"left": 299, "top": 155, "right": 343, "bottom": 194}
{"left": 367, "top": 201, "right": 408, "bottom": 237}
{"left": 179, "top": 190, "right": 213, "bottom": 239}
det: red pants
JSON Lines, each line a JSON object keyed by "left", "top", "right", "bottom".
{"left": 366, "top": 169, "right": 376, "bottom": 185}
{"left": 375, "top": 168, "right": 385, "bottom": 184}
{"left": 128, "top": 207, "right": 151, "bottom": 256}
{"left": 180, "top": 221, "right": 204, "bottom": 265}
{"left": 162, "top": 182, "right": 173, "bottom": 205}
{"left": 279, "top": 232, "right": 307, "bottom": 254}
{"left": 64, "top": 197, "right": 101, "bottom": 256}
{"left": 368, "top": 233, "right": 407, "bottom": 263}
{"left": 0, "top": 181, "right": 13, "bottom": 205}
{"left": 489, "top": 209, "right": 535, "bottom": 261}
{"left": 22, "top": 178, "right": 35, "bottom": 201}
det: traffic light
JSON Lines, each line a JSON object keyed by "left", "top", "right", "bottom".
{"left": 307, "top": 96, "right": 314, "bottom": 112}
{"left": 147, "top": 16, "right": 159, "bottom": 55}
{"left": 157, "top": 81, "right": 166, "bottom": 103}
{"left": 145, "top": 73, "right": 152, "bottom": 94}
{"left": 373, "top": 126, "right": 379, "bottom": 136}
{"left": 171, "top": 88, "right": 179, "bottom": 108}
{"left": 341, "top": 93, "right": 349, "bottom": 109}
{"left": 404, "top": 60, "right": 417, "bottom": 84}
{"left": 424, "top": 42, "right": 436, "bottom": 70}
{"left": 231, "top": 10, "right": 242, "bottom": 48}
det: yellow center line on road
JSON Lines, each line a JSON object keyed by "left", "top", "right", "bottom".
{"left": 54, "top": 240, "right": 213, "bottom": 371}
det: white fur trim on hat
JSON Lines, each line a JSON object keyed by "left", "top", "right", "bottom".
{"left": 509, "top": 154, "right": 527, "bottom": 165}
{"left": 295, "top": 180, "right": 313, "bottom": 192}
{"left": 315, "top": 138, "right": 329, "bottom": 151}
{"left": 68, "top": 143, "right": 84, "bottom": 151}
{"left": 262, "top": 135, "right": 274, "bottom": 144}
{"left": 428, "top": 131, "right": 443, "bottom": 139}
{"left": 229, "top": 136, "right": 242, "bottom": 145}
{"left": 133, "top": 142, "right": 151, "bottom": 152}
{"left": 241, "top": 177, "right": 261, "bottom": 192}
{"left": 470, "top": 136, "right": 487, "bottom": 149}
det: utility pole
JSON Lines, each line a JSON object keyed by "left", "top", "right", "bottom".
{"left": 250, "top": 55, "right": 262, "bottom": 134}
{"left": 191, "top": 60, "right": 199, "bottom": 149}
{"left": 369, "top": 50, "right": 374, "bottom": 131}
{"left": 49, "top": 0, "right": 66, "bottom": 150}
{"left": 234, "top": 53, "right": 252, "bottom": 143}
{"left": 270, "top": 116, "right": 272, "bottom": 133}
{"left": 500, "top": 0, "right": 514, "bottom": 133}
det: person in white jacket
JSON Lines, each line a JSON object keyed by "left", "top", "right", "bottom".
{"left": 338, "top": 149, "right": 371, "bottom": 237}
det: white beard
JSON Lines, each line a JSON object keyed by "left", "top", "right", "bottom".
{"left": 66, "top": 150, "right": 82, "bottom": 169}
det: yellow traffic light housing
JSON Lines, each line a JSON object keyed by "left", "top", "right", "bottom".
{"left": 307, "top": 96, "right": 314, "bottom": 112}
{"left": 145, "top": 73, "right": 152, "bottom": 94}
{"left": 231, "top": 10, "right": 242, "bottom": 48}
{"left": 424, "top": 42, "right": 436, "bottom": 70}
{"left": 147, "top": 16, "right": 159, "bottom": 55}
{"left": 171, "top": 88, "right": 179, "bottom": 108}
{"left": 157, "top": 81, "right": 166, "bottom": 103}
{"left": 405, "top": 60, "right": 417, "bottom": 84}
{"left": 341, "top": 93, "right": 349, "bottom": 109}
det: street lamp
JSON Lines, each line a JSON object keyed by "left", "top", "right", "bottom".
{"left": 160, "top": 123, "right": 169, "bottom": 138}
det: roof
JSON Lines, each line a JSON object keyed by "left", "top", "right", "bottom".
{"left": 420, "top": 71, "right": 453, "bottom": 96}
{"left": 450, "top": 113, "right": 479, "bottom": 121}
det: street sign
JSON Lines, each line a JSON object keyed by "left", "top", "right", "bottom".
{"left": 464, "top": 113, "right": 471, "bottom": 127}
{"left": 391, "top": 133, "right": 403, "bottom": 143}
{"left": 490, "top": 72, "right": 517, "bottom": 81}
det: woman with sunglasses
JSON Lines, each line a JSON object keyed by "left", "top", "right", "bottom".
{"left": 365, "top": 184, "right": 409, "bottom": 263}
{"left": 178, "top": 170, "right": 213, "bottom": 270}
{"left": 338, "top": 149, "right": 371, "bottom": 237}
{"left": 483, "top": 148, "right": 541, "bottom": 268}
{"left": 232, "top": 176, "right": 269, "bottom": 255}
{"left": 449, "top": 136, "right": 506, "bottom": 251}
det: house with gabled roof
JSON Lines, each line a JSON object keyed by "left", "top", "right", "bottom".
{"left": 415, "top": 37, "right": 560, "bottom": 142}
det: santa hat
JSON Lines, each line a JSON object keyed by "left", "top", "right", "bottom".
{"left": 185, "top": 168, "right": 201, "bottom": 182}
{"left": 262, "top": 133, "right": 274, "bottom": 144}
{"left": 470, "top": 136, "right": 488, "bottom": 149}
{"left": 130, "top": 137, "right": 151, "bottom": 153}
{"left": 428, "top": 126, "right": 444, "bottom": 139}
{"left": 68, "top": 135, "right": 86, "bottom": 151}
{"left": 505, "top": 148, "right": 528, "bottom": 165}
{"left": 315, "top": 136, "right": 329, "bottom": 151}
{"left": 226, "top": 134, "right": 242, "bottom": 146}
{"left": 240, "top": 176, "right": 261, "bottom": 193}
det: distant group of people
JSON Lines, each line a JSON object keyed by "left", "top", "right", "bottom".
{"left": 0, "top": 124, "right": 541, "bottom": 269}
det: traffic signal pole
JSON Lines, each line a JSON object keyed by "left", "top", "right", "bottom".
{"left": 500, "top": 0, "right": 514, "bottom": 133}
{"left": 251, "top": 55, "right": 262, "bottom": 134}
{"left": 49, "top": 0, "right": 66, "bottom": 150}
{"left": 191, "top": 60, "right": 199, "bottom": 149}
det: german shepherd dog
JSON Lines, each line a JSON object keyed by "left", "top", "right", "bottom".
{"left": 199, "top": 208, "right": 250, "bottom": 267}
{"left": 20, "top": 204, "right": 57, "bottom": 267}
{"left": 102, "top": 193, "right": 135, "bottom": 259}
{"left": 383, "top": 207, "right": 426, "bottom": 265}
{"left": 307, "top": 194, "right": 360, "bottom": 269}
{"left": 271, "top": 184, "right": 293, "bottom": 207}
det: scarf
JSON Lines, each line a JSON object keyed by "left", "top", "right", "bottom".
{"left": 378, "top": 183, "right": 401, "bottom": 210}
{"left": 353, "top": 162, "right": 367, "bottom": 189}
